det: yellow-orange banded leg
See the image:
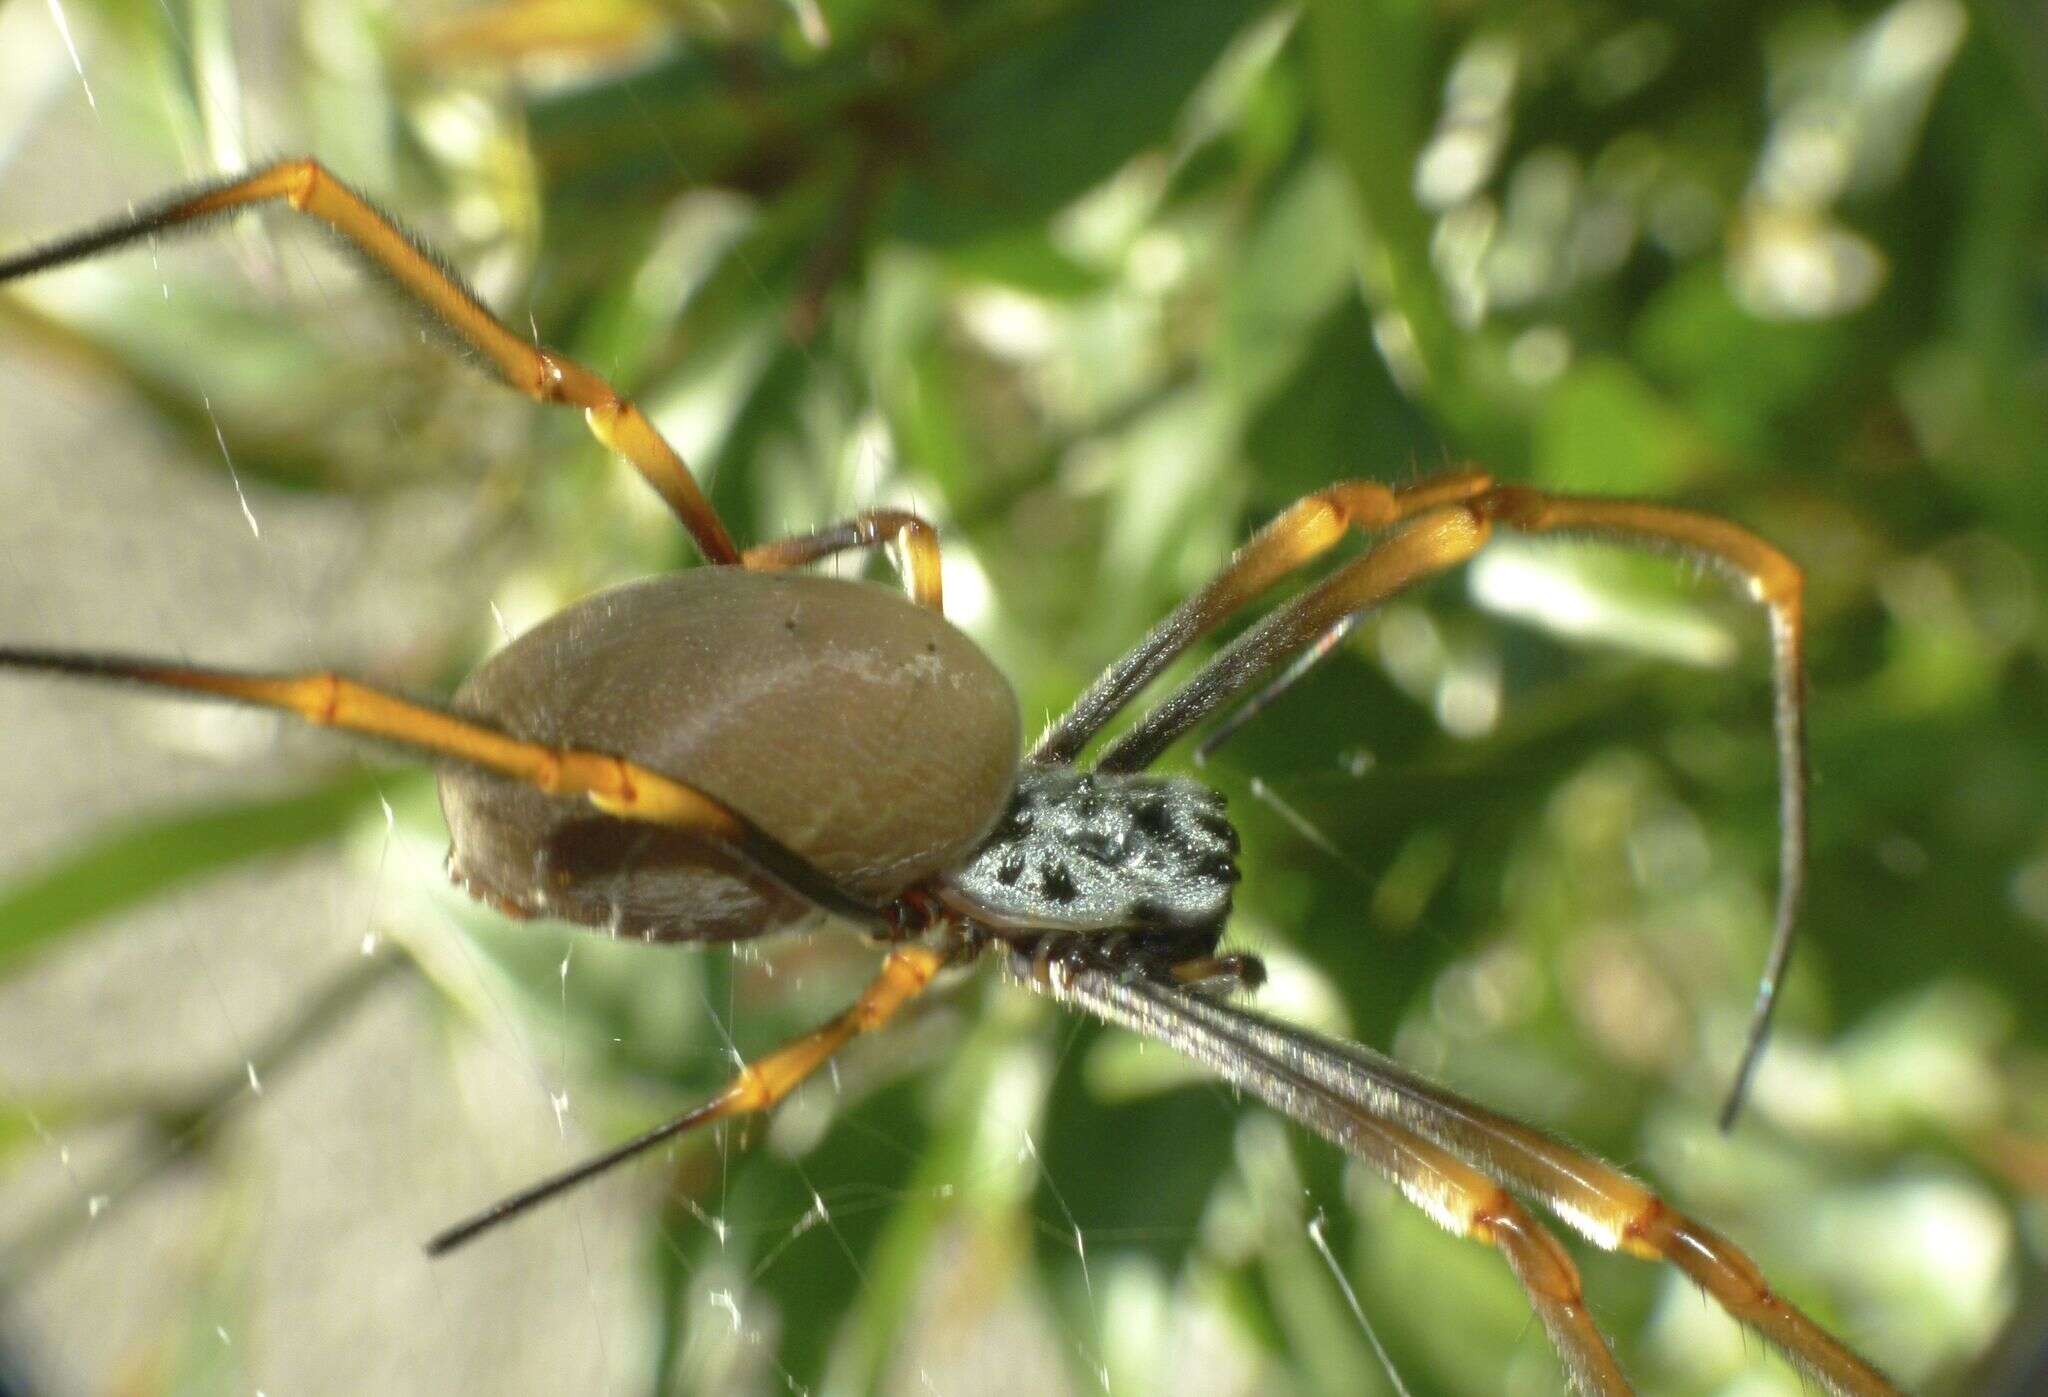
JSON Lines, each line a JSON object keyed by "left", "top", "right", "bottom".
{"left": 1473, "top": 1185, "right": 1632, "bottom": 1395}
{"left": 1480, "top": 1115, "right": 1895, "bottom": 1395}
{"left": 1032, "top": 467, "right": 1493, "bottom": 762}
{"left": 1025, "top": 948, "right": 1631, "bottom": 1394}
{"left": 741, "top": 508, "right": 945, "bottom": 611}
{"left": 1634, "top": 1200, "right": 1895, "bottom": 1395}
{"left": 1298, "top": 1102, "right": 1635, "bottom": 1393}
{"left": 0, "top": 158, "right": 739, "bottom": 566}
{"left": 1261, "top": 1023, "right": 1901, "bottom": 1397}
{"left": 0, "top": 648, "right": 881, "bottom": 928}
{"left": 1099, "top": 504, "right": 1493, "bottom": 771}
{"left": 1472, "top": 486, "right": 1808, "bottom": 1127}
{"left": 1326, "top": 1112, "right": 1631, "bottom": 1395}
{"left": 1049, "top": 963, "right": 1897, "bottom": 1397}
{"left": 425, "top": 941, "right": 951, "bottom": 1254}
{"left": 1166, "top": 952, "right": 1267, "bottom": 993}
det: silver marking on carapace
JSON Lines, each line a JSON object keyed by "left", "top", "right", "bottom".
{"left": 941, "top": 767, "right": 1240, "bottom": 931}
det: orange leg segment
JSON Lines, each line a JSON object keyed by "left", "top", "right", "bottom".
{"left": 1032, "top": 468, "right": 1493, "bottom": 763}
{"left": 1273, "top": 1013, "right": 1900, "bottom": 1397}
{"left": 1472, "top": 487, "right": 1807, "bottom": 1127}
{"left": 1337, "top": 1106, "right": 1632, "bottom": 1395}
{"left": 0, "top": 159, "right": 740, "bottom": 566}
{"left": 1035, "top": 953, "right": 1900, "bottom": 1397}
{"left": 425, "top": 940, "right": 951, "bottom": 1255}
{"left": 0, "top": 647, "right": 885, "bottom": 929}
{"left": 741, "top": 508, "right": 946, "bottom": 610}
{"left": 1097, "top": 504, "right": 1493, "bottom": 771}
{"left": 1416, "top": 1076, "right": 1895, "bottom": 1396}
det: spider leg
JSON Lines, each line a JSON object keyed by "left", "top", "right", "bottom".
{"left": 1028, "top": 954, "right": 1900, "bottom": 1397}
{"left": 1097, "top": 504, "right": 1493, "bottom": 772}
{"left": 1193, "top": 612, "right": 1364, "bottom": 765}
{"left": 1471, "top": 488, "right": 1806, "bottom": 1131}
{"left": 1015, "top": 947, "right": 1631, "bottom": 1395}
{"left": 1312, "top": 1104, "right": 1635, "bottom": 1396}
{"left": 425, "top": 939, "right": 953, "bottom": 1255}
{"left": 741, "top": 508, "right": 945, "bottom": 610}
{"left": 1199, "top": 989, "right": 1897, "bottom": 1397}
{"left": 1166, "top": 951, "right": 1267, "bottom": 992}
{"left": 0, "top": 159, "right": 740, "bottom": 566}
{"left": 0, "top": 647, "right": 886, "bottom": 930}
{"left": 1090, "top": 486, "right": 1807, "bottom": 1127}
{"left": 1032, "top": 467, "right": 1493, "bottom": 762}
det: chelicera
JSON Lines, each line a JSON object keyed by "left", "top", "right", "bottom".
{"left": 0, "top": 160, "right": 1898, "bottom": 1396}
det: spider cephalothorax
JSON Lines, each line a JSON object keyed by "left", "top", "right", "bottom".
{"left": 942, "top": 767, "right": 1240, "bottom": 940}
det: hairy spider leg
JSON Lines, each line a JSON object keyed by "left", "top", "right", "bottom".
{"left": 1030, "top": 468, "right": 1495, "bottom": 764}
{"left": 1049, "top": 477, "right": 1805, "bottom": 1127}
{"left": 0, "top": 163, "right": 959, "bottom": 606}
{"left": 1030, "top": 953, "right": 1899, "bottom": 1397}
{"left": 0, "top": 158, "right": 742, "bottom": 567}
{"left": 1479, "top": 488, "right": 1807, "bottom": 1131}
{"left": 1095, "top": 504, "right": 1493, "bottom": 770}
{"left": 426, "top": 939, "right": 953, "bottom": 1255}
{"left": 0, "top": 648, "right": 888, "bottom": 930}
{"left": 741, "top": 508, "right": 946, "bottom": 610}
{"left": 1016, "top": 945, "right": 1631, "bottom": 1394}
{"left": 1175, "top": 982, "right": 1897, "bottom": 1397}
{"left": 1192, "top": 611, "right": 1366, "bottom": 765}
{"left": 0, "top": 648, "right": 979, "bottom": 1249}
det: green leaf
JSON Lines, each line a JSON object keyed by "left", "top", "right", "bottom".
{"left": 887, "top": 0, "right": 1260, "bottom": 246}
{"left": 0, "top": 771, "right": 397, "bottom": 978}
{"left": 1533, "top": 354, "right": 1722, "bottom": 493}
{"left": 935, "top": 228, "right": 1107, "bottom": 299}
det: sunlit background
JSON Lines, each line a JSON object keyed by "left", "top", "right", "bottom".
{"left": 0, "top": 1, "right": 2043, "bottom": 1393}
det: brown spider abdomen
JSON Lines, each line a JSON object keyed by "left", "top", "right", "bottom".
{"left": 439, "top": 569, "right": 1020, "bottom": 941}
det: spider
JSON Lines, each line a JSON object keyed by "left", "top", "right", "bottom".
{"left": 0, "top": 160, "right": 1896, "bottom": 1396}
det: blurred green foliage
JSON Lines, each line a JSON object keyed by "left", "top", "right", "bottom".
{"left": 2, "top": 0, "right": 2045, "bottom": 1393}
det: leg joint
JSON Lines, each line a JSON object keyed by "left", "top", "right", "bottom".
{"left": 280, "top": 157, "right": 325, "bottom": 210}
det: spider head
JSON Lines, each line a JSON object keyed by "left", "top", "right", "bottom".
{"left": 938, "top": 766, "right": 1240, "bottom": 938}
